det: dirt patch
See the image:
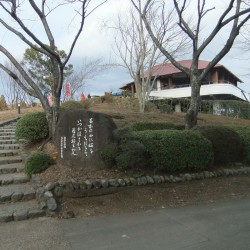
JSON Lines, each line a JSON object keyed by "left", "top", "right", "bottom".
{"left": 39, "top": 163, "right": 132, "bottom": 184}
{"left": 59, "top": 175, "right": 250, "bottom": 218}
{"left": 0, "top": 107, "right": 42, "bottom": 123}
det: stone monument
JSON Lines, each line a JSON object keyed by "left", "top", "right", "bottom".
{"left": 56, "top": 109, "right": 117, "bottom": 169}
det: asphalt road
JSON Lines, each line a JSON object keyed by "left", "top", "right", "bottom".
{"left": 1, "top": 197, "right": 250, "bottom": 250}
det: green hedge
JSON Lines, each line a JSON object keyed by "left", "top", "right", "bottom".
{"left": 228, "top": 126, "right": 250, "bottom": 165}
{"left": 193, "top": 126, "right": 242, "bottom": 165}
{"left": 131, "top": 121, "right": 185, "bottom": 131}
{"left": 60, "top": 100, "right": 91, "bottom": 110}
{"left": 200, "top": 100, "right": 250, "bottom": 119}
{"left": 15, "top": 112, "right": 49, "bottom": 142}
{"left": 134, "top": 130, "right": 214, "bottom": 172}
{"left": 24, "top": 151, "right": 53, "bottom": 175}
{"left": 100, "top": 143, "right": 119, "bottom": 167}
{"left": 101, "top": 140, "right": 148, "bottom": 170}
{"left": 115, "top": 140, "right": 148, "bottom": 169}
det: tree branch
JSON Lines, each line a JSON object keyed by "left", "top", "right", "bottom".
{"left": 131, "top": 0, "right": 190, "bottom": 75}
{"left": 0, "top": 63, "right": 38, "bottom": 98}
{"left": 0, "top": 45, "right": 50, "bottom": 108}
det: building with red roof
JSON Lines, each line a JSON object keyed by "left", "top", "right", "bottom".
{"left": 120, "top": 60, "right": 249, "bottom": 105}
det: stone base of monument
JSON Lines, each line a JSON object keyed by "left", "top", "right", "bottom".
{"left": 56, "top": 109, "right": 117, "bottom": 170}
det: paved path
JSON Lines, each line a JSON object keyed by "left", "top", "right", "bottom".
{"left": 0, "top": 197, "right": 249, "bottom": 250}
{"left": 0, "top": 121, "right": 45, "bottom": 222}
{"left": 61, "top": 197, "right": 250, "bottom": 250}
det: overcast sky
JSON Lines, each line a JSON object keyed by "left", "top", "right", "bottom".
{"left": 0, "top": 0, "right": 250, "bottom": 98}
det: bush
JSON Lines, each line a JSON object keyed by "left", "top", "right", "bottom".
{"left": 15, "top": 112, "right": 49, "bottom": 142}
{"left": 113, "top": 127, "right": 134, "bottom": 143}
{"left": 101, "top": 140, "right": 148, "bottom": 170}
{"left": 100, "top": 143, "right": 119, "bottom": 167}
{"left": 134, "top": 130, "right": 214, "bottom": 172}
{"left": 113, "top": 97, "right": 139, "bottom": 111}
{"left": 131, "top": 121, "right": 185, "bottom": 131}
{"left": 115, "top": 140, "right": 148, "bottom": 170}
{"left": 60, "top": 100, "right": 91, "bottom": 110}
{"left": 228, "top": 126, "right": 250, "bottom": 165}
{"left": 24, "top": 151, "right": 53, "bottom": 175}
{"left": 193, "top": 126, "right": 242, "bottom": 165}
{"left": 201, "top": 100, "right": 250, "bottom": 119}
{"left": 156, "top": 101, "right": 173, "bottom": 113}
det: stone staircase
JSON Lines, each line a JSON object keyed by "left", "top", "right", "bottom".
{"left": 0, "top": 121, "right": 45, "bottom": 222}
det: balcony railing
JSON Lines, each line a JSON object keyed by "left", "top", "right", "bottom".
{"left": 150, "top": 82, "right": 250, "bottom": 102}
{"left": 154, "top": 80, "right": 236, "bottom": 91}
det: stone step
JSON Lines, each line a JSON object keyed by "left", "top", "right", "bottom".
{"left": 1, "top": 127, "right": 16, "bottom": 131}
{"left": 0, "top": 173, "right": 30, "bottom": 186}
{"left": 0, "top": 132, "right": 15, "bottom": 136}
{"left": 0, "top": 183, "right": 35, "bottom": 204}
{"left": 0, "top": 162, "right": 24, "bottom": 174}
{"left": 0, "top": 155, "right": 22, "bottom": 165}
{"left": 0, "top": 135, "right": 16, "bottom": 140}
{"left": 0, "top": 129, "right": 15, "bottom": 133}
{"left": 0, "top": 149, "right": 19, "bottom": 157}
{"left": 0, "top": 126, "right": 16, "bottom": 129}
{"left": 0, "top": 140, "right": 18, "bottom": 145}
{"left": 0, "top": 200, "right": 45, "bottom": 222}
{"left": 0, "top": 144, "right": 20, "bottom": 150}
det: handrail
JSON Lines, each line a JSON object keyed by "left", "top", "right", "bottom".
{"left": 150, "top": 82, "right": 250, "bottom": 102}
{"left": 159, "top": 81, "right": 237, "bottom": 90}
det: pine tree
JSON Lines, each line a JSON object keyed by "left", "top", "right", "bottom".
{"left": 0, "top": 95, "right": 8, "bottom": 111}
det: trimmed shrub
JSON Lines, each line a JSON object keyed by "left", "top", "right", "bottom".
{"left": 131, "top": 121, "right": 185, "bottom": 131}
{"left": 100, "top": 143, "right": 119, "bottom": 167}
{"left": 201, "top": 100, "right": 250, "bottom": 119}
{"left": 101, "top": 140, "right": 149, "bottom": 170}
{"left": 134, "top": 130, "right": 214, "bottom": 172}
{"left": 60, "top": 100, "right": 91, "bottom": 110}
{"left": 156, "top": 102, "right": 173, "bottom": 113}
{"left": 115, "top": 140, "right": 148, "bottom": 170}
{"left": 194, "top": 126, "right": 242, "bottom": 165}
{"left": 15, "top": 112, "right": 49, "bottom": 142}
{"left": 228, "top": 126, "right": 250, "bottom": 165}
{"left": 113, "top": 127, "right": 134, "bottom": 143}
{"left": 24, "top": 151, "right": 53, "bottom": 175}
{"left": 113, "top": 97, "right": 139, "bottom": 111}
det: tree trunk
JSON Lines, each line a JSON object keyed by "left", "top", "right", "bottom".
{"left": 139, "top": 98, "right": 146, "bottom": 113}
{"left": 43, "top": 97, "right": 60, "bottom": 141}
{"left": 185, "top": 75, "right": 201, "bottom": 129}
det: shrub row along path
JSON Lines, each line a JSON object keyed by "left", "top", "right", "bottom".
{"left": 0, "top": 120, "right": 45, "bottom": 223}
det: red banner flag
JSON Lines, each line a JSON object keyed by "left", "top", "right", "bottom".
{"left": 81, "top": 92, "right": 86, "bottom": 100}
{"left": 48, "top": 95, "right": 53, "bottom": 106}
{"left": 65, "top": 83, "right": 71, "bottom": 97}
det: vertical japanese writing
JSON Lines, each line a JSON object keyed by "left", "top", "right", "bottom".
{"left": 76, "top": 119, "right": 83, "bottom": 151}
{"left": 88, "top": 118, "right": 94, "bottom": 155}
{"left": 69, "top": 117, "right": 94, "bottom": 157}
{"left": 71, "top": 119, "right": 84, "bottom": 156}
{"left": 60, "top": 136, "right": 66, "bottom": 159}
{"left": 83, "top": 127, "right": 88, "bottom": 156}
{"left": 71, "top": 127, "right": 77, "bottom": 156}
{"left": 82, "top": 117, "right": 94, "bottom": 157}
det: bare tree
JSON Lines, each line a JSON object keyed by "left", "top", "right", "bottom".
{"left": 0, "top": 62, "right": 33, "bottom": 108}
{"left": 62, "top": 58, "right": 107, "bottom": 101}
{"left": 131, "top": 0, "right": 250, "bottom": 128}
{"left": 104, "top": 2, "right": 188, "bottom": 112}
{"left": 0, "top": 0, "right": 107, "bottom": 139}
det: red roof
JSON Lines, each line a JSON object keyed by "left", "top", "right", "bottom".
{"left": 120, "top": 60, "right": 242, "bottom": 89}
{"left": 149, "top": 60, "right": 222, "bottom": 77}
